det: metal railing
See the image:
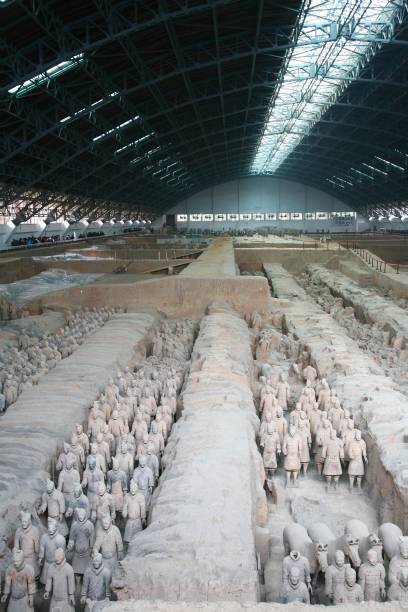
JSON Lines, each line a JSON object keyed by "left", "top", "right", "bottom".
{"left": 345, "top": 242, "right": 391, "bottom": 273}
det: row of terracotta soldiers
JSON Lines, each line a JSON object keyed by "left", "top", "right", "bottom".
{"left": 0, "top": 319, "right": 197, "bottom": 610}
{"left": 281, "top": 534, "right": 408, "bottom": 605}
{"left": 258, "top": 366, "right": 367, "bottom": 492}
{"left": 0, "top": 307, "right": 114, "bottom": 413}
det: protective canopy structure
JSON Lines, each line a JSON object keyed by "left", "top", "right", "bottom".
{"left": 0, "top": 0, "right": 407, "bottom": 221}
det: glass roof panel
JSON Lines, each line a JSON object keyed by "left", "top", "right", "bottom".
{"left": 251, "top": 0, "right": 403, "bottom": 175}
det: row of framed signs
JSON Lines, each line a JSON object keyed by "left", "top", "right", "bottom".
{"left": 176, "top": 211, "right": 356, "bottom": 222}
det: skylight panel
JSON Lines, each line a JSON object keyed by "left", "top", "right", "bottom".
{"left": 60, "top": 91, "right": 119, "bottom": 124}
{"left": 251, "top": 0, "right": 403, "bottom": 175}
{"left": 93, "top": 115, "right": 140, "bottom": 142}
{"left": 114, "top": 132, "right": 154, "bottom": 155}
{"left": 8, "top": 54, "right": 85, "bottom": 98}
{"left": 375, "top": 155, "right": 405, "bottom": 171}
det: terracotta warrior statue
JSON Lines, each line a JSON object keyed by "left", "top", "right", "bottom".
{"left": 115, "top": 440, "right": 134, "bottom": 483}
{"left": 388, "top": 566, "right": 408, "bottom": 603}
{"left": 91, "top": 482, "right": 116, "bottom": 535}
{"left": 44, "top": 548, "right": 75, "bottom": 611}
{"left": 2, "top": 548, "right": 36, "bottom": 611}
{"left": 334, "top": 566, "right": 363, "bottom": 604}
{"left": 388, "top": 536, "right": 408, "bottom": 585}
{"left": 359, "top": 549, "right": 386, "bottom": 601}
{"left": 315, "top": 419, "right": 332, "bottom": 477}
{"left": 279, "top": 567, "right": 310, "bottom": 604}
{"left": 282, "top": 549, "right": 312, "bottom": 591}
{"left": 347, "top": 429, "right": 367, "bottom": 492}
{"left": 14, "top": 512, "right": 40, "bottom": 579}
{"left": 39, "top": 479, "right": 68, "bottom": 537}
{"left": 297, "top": 418, "right": 311, "bottom": 477}
{"left": 107, "top": 457, "right": 128, "bottom": 513}
{"left": 273, "top": 406, "right": 288, "bottom": 444}
{"left": 261, "top": 422, "right": 281, "bottom": 486}
{"left": 68, "top": 483, "right": 90, "bottom": 520}
{"left": 67, "top": 507, "right": 95, "bottom": 587}
{"left": 122, "top": 479, "right": 147, "bottom": 544}
{"left": 145, "top": 442, "right": 160, "bottom": 482}
{"left": 57, "top": 456, "right": 81, "bottom": 511}
{"left": 282, "top": 425, "right": 302, "bottom": 487}
{"left": 322, "top": 429, "right": 344, "bottom": 491}
{"left": 276, "top": 373, "right": 290, "bottom": 411}
{"left": 93, "top": 514, "right": 124, "bottom": 574}
{"left": 132, "top": 455, "right": 154, "bottom": 507}
{"left": 39, "top": 518, "right": 66, "bottom": 586}
{"left": 81, "top": 456, "right": 104, "bottom": 506}
{"left": 81, "top": 552, "right": 111, "bottom": 611}
{"left": 325, "top": 550, "right": 348, "bottom": 603}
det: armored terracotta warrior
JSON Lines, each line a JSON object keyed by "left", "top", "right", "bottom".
{"left": 69, "top": 483, "right": 90, "bottom": 520}
{"left": 39, "top": 479, "right": 68, "bottom": 537}
{"left": 280, "top": 567, "right": 310, "bottom": 604}
{"left": 2, "top": 548, "right": 36, "bottom": 611}
{"left": 93, "top": 514, "right": 124, "bottom": 574}
{"left": 87, "top": 407, "right": 105, "bottom": 441}
{"left": 359, "top": 549, "right": 386, "bottom": 601}
{"left": 91, "top": 482, "right": 116, "bottom": 535}
{"left": 39, "top": 518, "right": 66, "bottom": 585}
{"left": 273, "top": 406, "right": 288, "bottom": 444}
{"left": 388, "top": 567, "right": 408, "bottom": 603}
{"left": 115, "top": 440, "right": 134, "bottom": 483}
{"left": 322, "top": 429, "right": 344, "bottom": 491}
{"left": 81, "top": 552, "right": 111, "bottom": 611}
{"left": 276, "top": 373, "right": 290, "bottom": 411}
{"left": 108, "top": 410, "right": 126, "bottom": 452}
{"left": 315, "top": 419, "right": 332, "bottom": 477}
{"left": 122, "top": 479, "right": 147, "bottom": 543}
{"left": 70, "top": 434, "right": 86, "bottom": 478}
{"left": 347, "top": 429, "right": 367, "bottom": 492}
{"left": 261, "top": 422, "right": 281, "bottom": 483}
{"left": 75, "top": 423, "right": 90, "bottom": 455}
{"left": 57, "top": 456, "right": 81, "bottom": 511}
{"left": 87, "top": 442, "right": 107, "bottom": 474}
{"left": 81, "top": 456, "right": 104, "bottom": 506}
{"left": 131, "top": 412, "right": 148, "bottom": 443}
{"left": 297, "top": 418, "right": 312, "bottom": 476}
{"left": 282, "top": 425, "right": 302, "bottom": 487}
{"left": 325, "top": 550, "right": 348, "bottom": 603}
{"left": 44, "top": 548, "right": 75, "bottom": 611}
{"left": 67, "top": 508, "right": 95, "bottom": 582}
{"left": 14, "top": 512, "right": 40, "bottom": 579}
{"left": 389, "top": 536, "right": 408, "bottom": 585}
{"left": 334, "top": 566, "right": 363, "bottom": 604}
{"left": 107, "top": 457, "right": 128, "bottom": 513}
{"left": 133, "top": 455, "right": 154, "bottom": 507}
{"left": 145, "top": 442, "right": 160, "bottom": 482}
{"left": 56, "top": 441, "right": 79, "bottom": 473}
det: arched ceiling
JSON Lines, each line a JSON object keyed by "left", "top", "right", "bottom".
{"left": 0, "top": 0, "right": 407, "bottom": 221}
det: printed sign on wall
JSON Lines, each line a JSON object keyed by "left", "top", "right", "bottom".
{"left": 176, "top": 214, "right": 188, "bottom": 222}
